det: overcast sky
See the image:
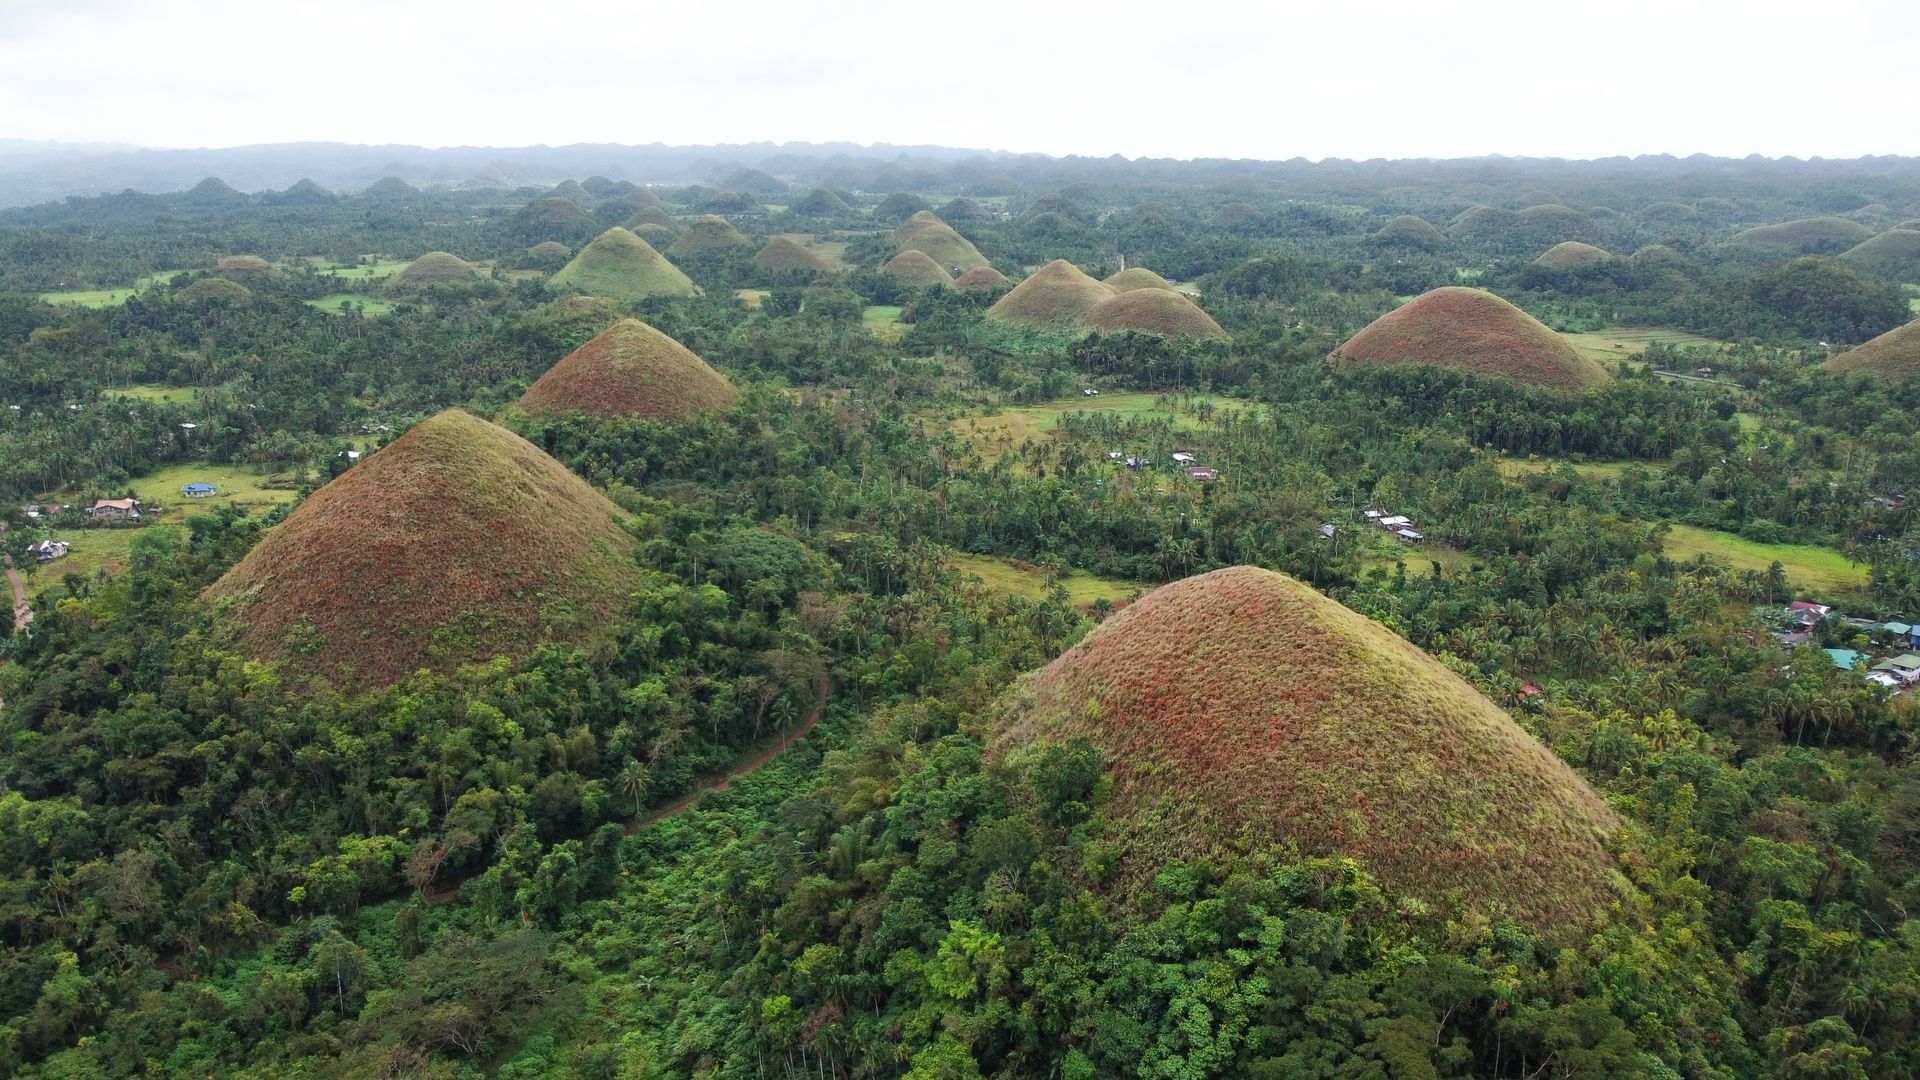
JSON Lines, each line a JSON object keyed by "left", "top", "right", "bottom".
{"left": 1, "top": 0, "right": 1914, "bottom": 160}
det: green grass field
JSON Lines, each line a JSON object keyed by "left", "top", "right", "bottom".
{"left": 1496, "top": 455, "right": 1651, "bottom": 481}
{"left": 309, "top": 258, "right": 411, "bottom": 282}
{"left": 39, "top": 270, "right": 185, "bottom": 307}
{"left": 1662, "top": 523, "right": 1866, "bottom": 592}
{"left": 106, "top": 384, "right": 200, "bottom": 404}
{"left": 128, "top": 462, "right": 302, "bottom": 525}
{"left": 1560, "top": 326, "right": 1733, "bottom": 367}
{"left": 950, "top": 553, "right": 1140, "bottom": 609}
{"left": 1360, "top": 539, "right": 1475, "bottom": 578}
{"left": 863, "top": 305, "right": 905, "bottom": 342}
{"left": 1905, "top": 284, "right": 1918, "bottom": 314}
{"left": 19, "top": 526, "right": 183, "bottom": 599}
{"left": 950, "top": 392, "right": 1250, "bottom": 448}
{"left": 307, "top": 293, "right": 398, "bottom": 316}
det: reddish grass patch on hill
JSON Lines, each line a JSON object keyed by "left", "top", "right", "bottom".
{"left": 667, "top": 215, "right": 753, "bottom": 258}
{"left": 991, "top": 566, "right": 1622, "bottom": 932}
{"left": 952, "top": 265, "right": 1009, "bottom": 291}
{"left": 550, "top": 227, "right": 695, "bottom": 302}
{"left": 753, "top": 236, "right": 831, "bottom": 274}
{"left": 895, "top": 210, "right": 992, "bottom": 272}
{"left": 882, "top": 249, "right": 952, "bottom": 287}
{"left": 1085, "top": 288, "right": 1226, "bottom": 339}
{"left": 520, "top": 318, "right": 736, "bottom": 421}
{"left": 205, "top": 410, "right": 642, "bottom": 689}
{"left": 1331, "top": 286, "right": 1611, "bottom": 391}
{"left": 1732, "top": 216, "right": 1874, "bottom": 255}
{"left": 1533, "top": 241, "right": 1614, "bottom": 269}
{"left": 386, "top": 251, "right": 482, "bottom": 292}
{"left": 986, "top": 259, "right": 1114, "bottom": 330}
{"left": 1103, "top": 267, "right": 1178, "bottom": 293}
{"left": 1825, "top": 319, "right": 1920, "bottom": 379}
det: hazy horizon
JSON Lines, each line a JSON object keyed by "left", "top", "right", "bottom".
{"left": 4, "top": 0, "right": 1916, "bottom": 161}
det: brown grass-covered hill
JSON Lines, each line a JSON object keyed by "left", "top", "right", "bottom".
{"left": 753, "top": 236, "right": 831, "bottom": 274}
{"left": 1534, "top": 241, "right": 1614, "bottom": 269}
{"left": 1331, "top": 287, "right": 1610, "bottom": 391}
{"left": 882, "top": 250, "right": 952, "bottom": 288}
{"left": 1373, "top": 215, "right": 1445, "bottom": 247}
{"left": 986, "top": 259, "right": 1115, "bottom": 330}
{"left": 1732, "top": 216, "right": 1875, "bottom": 255}
{"left": 1839, "top": 229, "right": 1920, "bottom": 279}
{"left": 549, "top": 228, "right": 695, "bottom": 302}
{"left": 386, "top": 252, "right": 483, "bottom": 292}
{"left": 213, "top": 255, "right": 282, "bottom": 279}
{"left": 895, "top": 210, "right": 992, "bottom": 273}
{"left": 668, "top": 215, "right": 753, "bottom": 258}
{"left": 952, "top": 266, "right": 1009, "bottom": 291}
{"left": 1085, "top": 288, "right": 1226, "bottom": 339}
{"left": 172, "top": 276, "right": 252, "bottom": 305}
{"left": 204, "top": 410, "right": 643, "bottom": 689}
{"left": 1824, "top": 320, "right": 1920, "bottom": 379}
{"left": 622, "top": 205, "right": 677, "bottom": 230}
{"left": 991, "top": 566, "right": 1622, "bottom": 932}
{"left": 520, "top": 317, "right": 737, "bottom": 421}
{"left": 1104, "top": 267, "right": 1178, "bottom": 293}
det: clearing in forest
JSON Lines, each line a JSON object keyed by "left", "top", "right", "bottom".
{"left": 1661, "top": 524, "right": 1866, "bottom": 592}
{"left": 1559, "top": 326, "right": 1733, "bottom": 367}
{"left": 948, "top": 392, "right": 1249, "bottom": 449}
{"left": 948, "top": 553, "right": 1140, "bottom": 610}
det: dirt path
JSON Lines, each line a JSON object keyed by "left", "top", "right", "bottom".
{"left": 422, "top": 674, "right": 829, "bottom": 904}
{"left": 0, "top": 525, "right": 31, "bottom": 632}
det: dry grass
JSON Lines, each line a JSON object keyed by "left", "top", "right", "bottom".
{"left": 882, "top": 250, "right": 952, "bottom": 287}
{"left": 1374, "top": 215, "right": 1445, "bottom": 246}
{"left": 386, "top": 252, "right": 482, "bottom": 292}
{"left": 1084, "top": 289, "right": 1226, "bottom": 339}
{"left": 205, "top": 410, "right": 643, "bottom": 689}
{"left": 952, "top": 265, "right": 1008, "bottom": 291}
{"left": 213, "top": 255, "right": 282, "bottom": 279}
{"left": 172, "top": 276, "right": 252, "bottom": 304}
{"left": 550, "top": 227, "right": 695, "bottom": 301}
{"left": 753, "top": 236, "right": 830, "bottom": 274}
{"left": 1840, "top": 229, "right": 1920, "bottom": 278}
{"left": 1103, "top": 267, "right": 1178, "bottom": 293}
{"left": 667, "top": 215, "right": 752, "bottom": 258}
{"left": 1533, "top": 241, "right": 1614, "bottom": 269}
{"left": 1732, "top": 217, "right": 1874, "bottom": 255}
{"left": 990, "top": 566, "right": 1622, "bottom": 933}
{"left": 1331, "top": 287, "right": 1612, "bottom": 391}
{"left": 1824, "top": 318, "right": 1920, "bottom": 379}
{"left": 986, "top": 259, "right": 1115, "bottom": 330}
{"left": 894, "top": 210, "right": 991, "bottom": 272}
{"left": 520, "top": 318, "right": 736, "bottom": 421}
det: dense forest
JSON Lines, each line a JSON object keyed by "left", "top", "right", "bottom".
{"left": 2, "top": 154, "right": 1919, "bottom": 1078}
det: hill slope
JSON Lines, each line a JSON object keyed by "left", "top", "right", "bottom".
{"left": 1084, "top": 288, "right": 1226, "bottom": 338}
{"left": 895, "top": 210, "right": 992, "bottom": 272}
{"left": 520, "top": 317, "right": 737, "bottom": 421}
{"left": 386, "top": 251, "right": 482, "bottom": 291}
{"left": 1732, "top": 216, "right": 1874, "bottom": 255}
{"left": 1534, "top": 241, "right": 1614, "bottom": 269}
{"left": 991, "top": 566, "right": 1621, "bottom": 931}
{"left": 667, "top": 215, "right": 753, "bottom": 258}
{"left": 1825, "top": 319, "right": 1920, "bottom": 379}
{"left": 1839, "top": 229, "right": 1920, "bottom": 278}
{"left": 205, "top": 410, "right": 642, "bottom": 688}
{"left": 753, "top": 236, "right": 831, "bottom": 274}
{"left": 1103, "top": 267, "right": 1179, "bottom": 293}
{"left": 550, "top": 227, "right": 695, "bottom": 301}
{"left": 952, "top": 265, "right": 1008, "bottom": 291}
{"left": 882, "top": 249, "right": 951, "bottom": 287}
{"left": 986, "top": 259, "right": 1114, "bottom": 330}
{"left": 1331, "top": 286, "right": 1611, "bottom": 390}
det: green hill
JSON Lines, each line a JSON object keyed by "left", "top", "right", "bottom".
{"left": 1825, "top": 319, "right": 1920, "bottom": 379}
{"left": 621, "top": 205, "right": 676, "bottom": 230}
{"left": 507, "top": 196, "right": 603, "bottom": 245}
{"left": 895, "top": 210, "right": 992, "bottom": 273}
{"left": 873, "top": 191, "right": 928, "bottom": 223}
{"left": 172, "top": 276, "right": 252, "bottom": 304}
{"left": 550, "top": 227, "right": 696, "bottom": 301}
{"left": 1331, "top": 286, "right": 1611, "bottom": 390}
{"left": 1839, "top": 229, "right": 1920, "bottom": 279}
{"left": 985, "top": 259, "right": 1114, "bottom": 330}
{"left": 1534, "top": 241, "right": 1614, "bottom": 269}
{"left": 991, "top": 566, "right": 1621, "bottom": 932}
{"left": 790, "top": 188, "right": 852, "bottom": 216}
{"left": 205, "top": 410, "right": 643, "bottom": 689}
{"left": 1732, "top": 216, "right": 1875, "bottom": 255}
{"left": 667, "top": 215, "right": 753, "bottom": 258}
{"left": 520, "top": 317, "right": 737, "bottom": 421}
{"left": 386, "top": 252, "right": 482, "bottom": 292}
{"left": 753, "top": 236, "right": 831, "bottom": 274}
{"left": 1373, "top": 215, "right": 1445, "bottom": 247}
{"left": 213, "top": 255, "right": 282, "bottom": 279}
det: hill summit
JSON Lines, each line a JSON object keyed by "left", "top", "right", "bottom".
{"left": 205, "top": 410, "right": 643, "bottom": 689}
{"left": 386, "top": 251, "right": 482, "bottom": 292}
{"left": 1824, "top": 319, "right": 1920, "bottom": 379}
{"left": 753, "top": 236, "right": 831, "bottom": 274}
{"left": 1330, "top": 287, "right": 1610, "bottom": 390}
{"left": 1533, "top": 241, "right": 1614, "bottom": 269}
{"left": 1085, "top": 288, "right": 1226, "bottom": 338}
{"left": 1103, "top": 267, "right": 1178, "bottom": 293}
{"left": 550, "top": 227, "right": 695, "bottom": 302}
{"left": 883, "top": 249, "right": 951, "bottom": 287}
{"left": 986, "top": 259, "right": 1115, "bottom": 330}
{"left": 520, "top": 318, "right": 737, "bottom": 421}
{"left": 992, "top": 566, "right": 1621, "bottom": 931}
{"left": 895, "top": 210, "right": 992, "bottom": 273}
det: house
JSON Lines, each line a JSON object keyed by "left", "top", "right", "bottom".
{"left": 1519, "top": 683, "right": 1544, "bottom": 700}
{"left": 1317, "top": 523, "right": 1336, "bottom": 539}
{"left": 1823, "top": 648, "right": 1864, "bottom": 672}
{"left": 1082, "top": 388, "right": 1099, "bottom": 397}
{"left": 23, "top": 503, "right": 69, "bottom": 519}
{"left": 1363, "top": 509, "right": 1385, "bottom": 521}
{"left": 1124, "top": 456, "right": 1144, "bottom": 469}
{"left": 1378, "top": 515, "right": 1412, "bottom": 530}
{"left": 180, "top": 483, "right": 217, "bottom": 498}
{"left": 1170, "top": 452, "right": 1196, "bottom": 464}
{"left": 1788, "top": 601, "right": 1832, "bottom": 629}
{"left": 1105, "top": 451, "right": 1123, "bottom": 461}
{"left": 89, "top": 498, "right": 140, "bottom": 521}
{"left": 1395, "top": 527, "right": 1426, "bottom": 543}
{"left": 26, "top": 539, "right": 68, "bottom": 561}
{"left": 1870, "top": 654, "right": 1920, "bottom": 686}
{"left": 1187, "top": 467, "right": 1219, "bottom": 483}
{"left": 1868, "top": 671, "right": 1901, "bottom": 690}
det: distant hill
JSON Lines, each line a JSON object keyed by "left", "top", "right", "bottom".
{"left": 753, "top": 236, "right": 831, "bottom": 274}
{"left": 895, "top": 210, "right": 991, "bottom": 273}
{"left": 550, "top": 227, "right": 695, "bottom": 301}
{"left": 1534, "top": 241, "right": 1614, "bottom": 269}
{"left": 1825, "top": 319, "right": 1920, "bottom": 379}
{"left": 1372, "top": 214, "right": 1445, "bottom": 247}
{"left": 205, "top": 409, "right": 643, "bottom": 688}
{"left": 790, "top": 187, "right": 851, "bottom": 216}
{"left": 985, "top": 259, "right": 1113, "bottom": 330}
{"left": 1084, "top": 288, "right": 1226, "bottom": 338}
{"left": 1731, "top": 216, "right": 1875, "bottom": 255}
{"left": 1839, "top": 229, "right": 1920, "bottom": 278}
{"left": 952, "top": 265, "right": 1008, "bottom": 291}
{"left": 520, "top": 317, "right": 737, "bottom": 421}
{"left": 386, "top": 251, "right": 482, "bottom": 292}
{"left": 1103, "top": 267, "right": 1178, "bottom": 293}
{"left": 992, "top": 566, "right": 1621, "bottom": 932}
{"left": 171, "top": 276, "right": 251, "bottom": 304}
{"left": 667, "top": 215, "right": 753, "bottom": 258}
{"left": 506, "top": 195, "right": 603, "bottom": 246}
{"left": 1331, "top": 286, "right": 1611, "bottom": 390}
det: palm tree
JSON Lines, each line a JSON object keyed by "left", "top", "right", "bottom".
{"left": 617, "top": 760, "right": 651, "bottom": 816}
